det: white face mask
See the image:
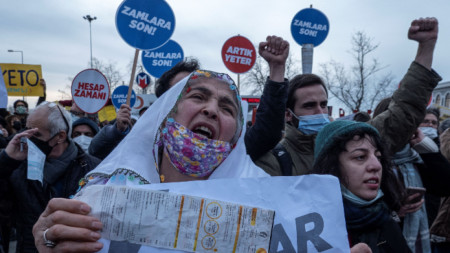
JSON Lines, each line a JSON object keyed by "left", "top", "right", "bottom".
{"left": 419, "top": 127, "right": 438, "bottom": 140}
{"left": 73, "top": 135, "right": 92, "bottom": 153}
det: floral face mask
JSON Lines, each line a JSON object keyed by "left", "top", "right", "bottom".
{"left": 162, "top": 118, "right": 231, "bottom": 178}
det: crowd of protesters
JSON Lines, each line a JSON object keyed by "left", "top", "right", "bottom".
{"left": 0, "top": 17, "right": 449, "bottom": 253}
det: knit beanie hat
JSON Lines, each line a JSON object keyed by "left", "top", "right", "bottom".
{"left": 72, "top": 117, "right": 100, "bottom": 135}
{"left": 314, "top": 120, "right": 379, "bottom": 160}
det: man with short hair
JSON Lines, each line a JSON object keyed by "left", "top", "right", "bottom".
{"left": 0, "top": 102, "right": 100, "bottom": 252}
{"left": 155, "top": 58, "right": 200, "bottom": 98}
{"left": 254, "top": 17, "right": 442, "bottom": 176}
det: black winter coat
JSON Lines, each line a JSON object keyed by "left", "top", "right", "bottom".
{"left": 0, "top": 144, "right": 100, "bottom": 253}
{"left": 348, "top": 217, "right": 411, "bottom": 253}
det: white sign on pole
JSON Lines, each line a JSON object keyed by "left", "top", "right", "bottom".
{"left": 71, "top": 69, "right": 110, "bottom": 114}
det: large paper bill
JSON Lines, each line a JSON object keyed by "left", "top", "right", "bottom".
{"left": 75, "top": 185, "right": 274, "bottom": 253}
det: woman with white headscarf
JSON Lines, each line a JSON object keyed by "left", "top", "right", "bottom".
{"left": 32, "top": 36, "right": 290, "bottom": 253}
{"left": 82, "top": 69, "right": 267, "bottom": 186}
{"left": 32, "top": 70, "right": 265, "bottom": 253}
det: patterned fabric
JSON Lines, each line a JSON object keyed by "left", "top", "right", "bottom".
{"left": 162, "top": 118, "right": 231, "bottom": 177}
{"left": 77, "top": 168, "right": 149, "bottom": 193}
{"left": 80, "top": 69, "right": 266, "bottom": 190}
{"left": 170, "top": 69, "right": 243, "bottom": 146}
{"left": 392, "top": 145, "right": 431, "bottom": 253}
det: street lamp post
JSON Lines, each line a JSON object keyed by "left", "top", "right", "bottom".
{"left": 7, "top": 49, "right": 23, "bottom": 64}
{"left": 7, "top": 49, "right": 25, "bottom": 99}
{"left": 83, "top": 15, "right": 97, "bottom": 68}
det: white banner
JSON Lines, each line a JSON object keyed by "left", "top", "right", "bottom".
{"left": 77, "top": 175, "right": 349, "bottom": 253}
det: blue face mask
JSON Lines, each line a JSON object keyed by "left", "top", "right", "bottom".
{"left": 289, "top": 109, "right": 330, "bottom": 135}
{"left": 419, "top": 127, "right": 438, "bottom": 140}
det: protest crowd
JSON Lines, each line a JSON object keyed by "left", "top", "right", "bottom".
{"left": 1, "top": 16, "right": 450, "bottom": 253}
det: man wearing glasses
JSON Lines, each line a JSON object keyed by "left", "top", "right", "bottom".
{"left": 0, "top": 101, "right": 100, "bottom": 253}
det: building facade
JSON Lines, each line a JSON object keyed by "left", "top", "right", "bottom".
{"left": 432, "top": 81, "right": 450, "bottom": 119}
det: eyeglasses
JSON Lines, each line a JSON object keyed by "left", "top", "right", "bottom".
{"left": 423, "top": 119, "right": 438, "bottom": 125}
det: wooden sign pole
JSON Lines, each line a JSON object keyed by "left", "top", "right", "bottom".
{"left": 127, "top": 49, "right": 140, "bottom": 105}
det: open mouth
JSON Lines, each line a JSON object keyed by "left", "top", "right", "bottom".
{"left": 364, "top": 178, "right": 380, "bottom": 190}
{"left": 365, "top": 179, "right": 379, "bottom": 184}
{"left": 193, "top": 126, "right": 213, "bottom": 139}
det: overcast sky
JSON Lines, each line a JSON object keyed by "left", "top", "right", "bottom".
{"left": 1, "top": 0, "right": 449, "bottom": 113}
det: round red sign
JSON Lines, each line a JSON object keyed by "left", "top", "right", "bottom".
{"left": 221, "top": 35, "right": 256, "bottom": 74}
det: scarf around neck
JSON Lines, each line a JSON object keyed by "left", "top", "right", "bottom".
{"left": 391, "top": 145, "right": 430, "bottom": 253}
{"left": 44, "top": 141, "right": 77, "bottom": 184}
{"left": 391, "top": 144, "right": 423, "bottom": 166}
{"left": 342, "top": 186, "right": 390, "bottom": 231}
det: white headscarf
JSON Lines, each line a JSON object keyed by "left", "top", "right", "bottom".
{"left": 84, "top": 70, "right": 267, "bottom": 185}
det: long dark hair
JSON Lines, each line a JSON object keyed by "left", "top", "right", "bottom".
{"left": 312, "top": 128, "right": 405, "bottom": 211}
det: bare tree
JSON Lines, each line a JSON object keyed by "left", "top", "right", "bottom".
{"left": 91, "top": 57, "right": 124, "bottom": 91}
{"left": 57, "top": 86, "right": 71, "bottom": 100}
{"left": 320, "top": 31, "right": 395, "bottom": 112}
{"left": 57, "top": 77, "right": 74, "bottom": 100}
{"left": 242, "top": 53, "right": 300, "bottom": 95}
{"left": 64, "top": 58, "right": 125, "bottom": 98}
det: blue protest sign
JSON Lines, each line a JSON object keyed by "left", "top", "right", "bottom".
{"left": 141, "top": 40, "right": 184, "bottom": 78}
{"left": 111, "top": 85, "right": 137, "bottom": 109}
{"left": 291, "top": 8, "right": 329, "bottom": 47}
{"left": 115, "top": 0, "right": 175, "bottom": 50}
{"left": 135, "top": 72, "right": 151, "bottom": 89}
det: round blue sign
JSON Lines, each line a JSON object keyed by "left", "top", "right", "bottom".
{"left": 142, "top": 40, "right": 184, "bottom": 78}
{"left": 291, "top": 8, "right": 329, "bottom": 47}
{"left": 115, "top": 0, "right": 176, "bottom": 50}
{"left": 111, "top": 85, "right": 137, "bottom": 109}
